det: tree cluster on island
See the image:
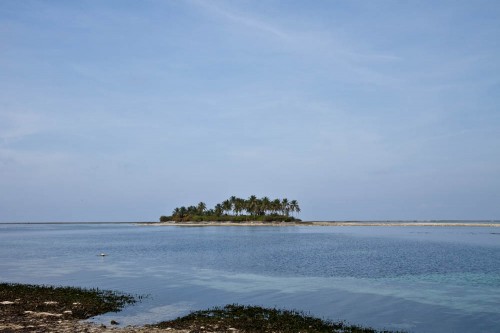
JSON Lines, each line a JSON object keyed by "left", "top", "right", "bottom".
{"left": 160, "top": 195, "right": 301, "bottom": 223}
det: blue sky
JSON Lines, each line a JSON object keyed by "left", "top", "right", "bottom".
{"left": 1, "top": 0, "right": 499, "bottom": 222}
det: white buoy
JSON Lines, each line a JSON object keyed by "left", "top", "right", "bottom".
{"left": 99, "top": 253, "right": 107, "bottom": 257}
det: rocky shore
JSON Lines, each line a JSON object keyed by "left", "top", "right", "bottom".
{"left": 0, "top": 283, "right": 190, "bottom": 333}
{"left": 0, "top": 298, "right": 192, "bottom": 333}
{"left": 0, "top": 314, "right": 186, "bottom": 333}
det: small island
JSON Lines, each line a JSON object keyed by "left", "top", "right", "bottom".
{"left": 160, "top": 196, "right": 301, "bottom": 223}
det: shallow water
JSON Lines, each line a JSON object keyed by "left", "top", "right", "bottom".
{"left": 0, "top": 224, "right": 499, "bottom": 332}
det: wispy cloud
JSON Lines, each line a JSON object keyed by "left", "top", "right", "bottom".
{"left": 0, "top": 111, "right": 48, "bottom": 144}
{"left": 188, "top": 0, "right": 291, "bottom": 40}
{"left": 188, "top": 0, "right": 402, "bottom": 88}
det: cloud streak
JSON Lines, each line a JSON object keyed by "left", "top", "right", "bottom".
{"left": 189, "top": 0, "right": 291, "bottom": 40}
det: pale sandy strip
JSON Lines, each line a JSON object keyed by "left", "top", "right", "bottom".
{"left": 141, "top": 222, "right": 499, "bottom": 227}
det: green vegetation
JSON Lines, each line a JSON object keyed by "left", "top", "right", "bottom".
{"left": 154, "top": 304, "right": 402, "bottom": 333}
{"left": 0, "top": 282, "right": 137, "bottom": 319}
{"left": 1, "top": 284, "right": 403, "bottom": 332}
{"left": 160, "top": 195, "right": 301, "bottom": 223}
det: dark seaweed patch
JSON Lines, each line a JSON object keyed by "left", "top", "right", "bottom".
{"left": 0, "top": 282, "right": 136, "bottom": 319}
{"left": 154, "top": 304, "right": 403, "bottom": 333}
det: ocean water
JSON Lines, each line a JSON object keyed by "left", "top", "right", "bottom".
{"left": 0, "top": 224, "right": 499, "bottom": 332}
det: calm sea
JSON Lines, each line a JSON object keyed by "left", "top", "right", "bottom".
{"left": 0, "top": 223, "right": 499, "bottom": 332}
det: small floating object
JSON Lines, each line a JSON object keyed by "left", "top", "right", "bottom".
{"left": 99, "top": 253, "right": 107, "bottom": 257}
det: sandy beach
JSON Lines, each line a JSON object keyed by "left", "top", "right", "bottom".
{"left": 144, "top": 221, "right": 500, "bottom": 227}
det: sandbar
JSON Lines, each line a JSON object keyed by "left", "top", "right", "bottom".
{"left": 142, "top": 221, "right": 500, "bottom": 227}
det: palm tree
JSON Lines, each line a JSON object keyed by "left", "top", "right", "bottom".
{"left": 172, "top": 207, "right": 181, "bottom": 217}
{"left": 290, "top": 200, "right": 300, "bottom": 217}
{"left": 261, "top": 197, "right": 271, "bottom": 215}
{"left": 187, "top": 206, "right": 197, "bottom": 215}
{"left": 214, "top": 204, "right": 223, "bottom": 216}
{"left": 246, "top": 195, "right": 258, "bottom": 216}
{"left": 197, "top": 202, "right": 206, "bottom": 215}
{"left": 271, "top": 199, "right": 281, "bottom": 215}
{"left": 229, "top": 196, "right": 237, "bottom": 214}
{"left": 179, "top": 206, "right": 187, "bottom": 218}
{"left": 234, "top": 198, "right": 245, "bottom": 216}
{"left": 222, "top": 200, "right": 232, "bottom": 215}
{"left": 281, "top": 198, "right": 290, "bottom": 217}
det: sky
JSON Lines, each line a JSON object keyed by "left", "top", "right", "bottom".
{"left": 1, "top": 0, "right": 499, "bottom": 222}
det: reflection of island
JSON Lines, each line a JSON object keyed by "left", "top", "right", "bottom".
{"left": 160, "top": 195, "right": 301, "bottom": 223}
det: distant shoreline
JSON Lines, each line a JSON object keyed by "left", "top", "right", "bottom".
{"left": 144, "top": 221, "right": 500, "bottom": 227}
{"left": 2, "top": 221, "right": 499, "bottom": 227}
{"left": 0, "top": 222, "right": 136, "bottom": 225}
